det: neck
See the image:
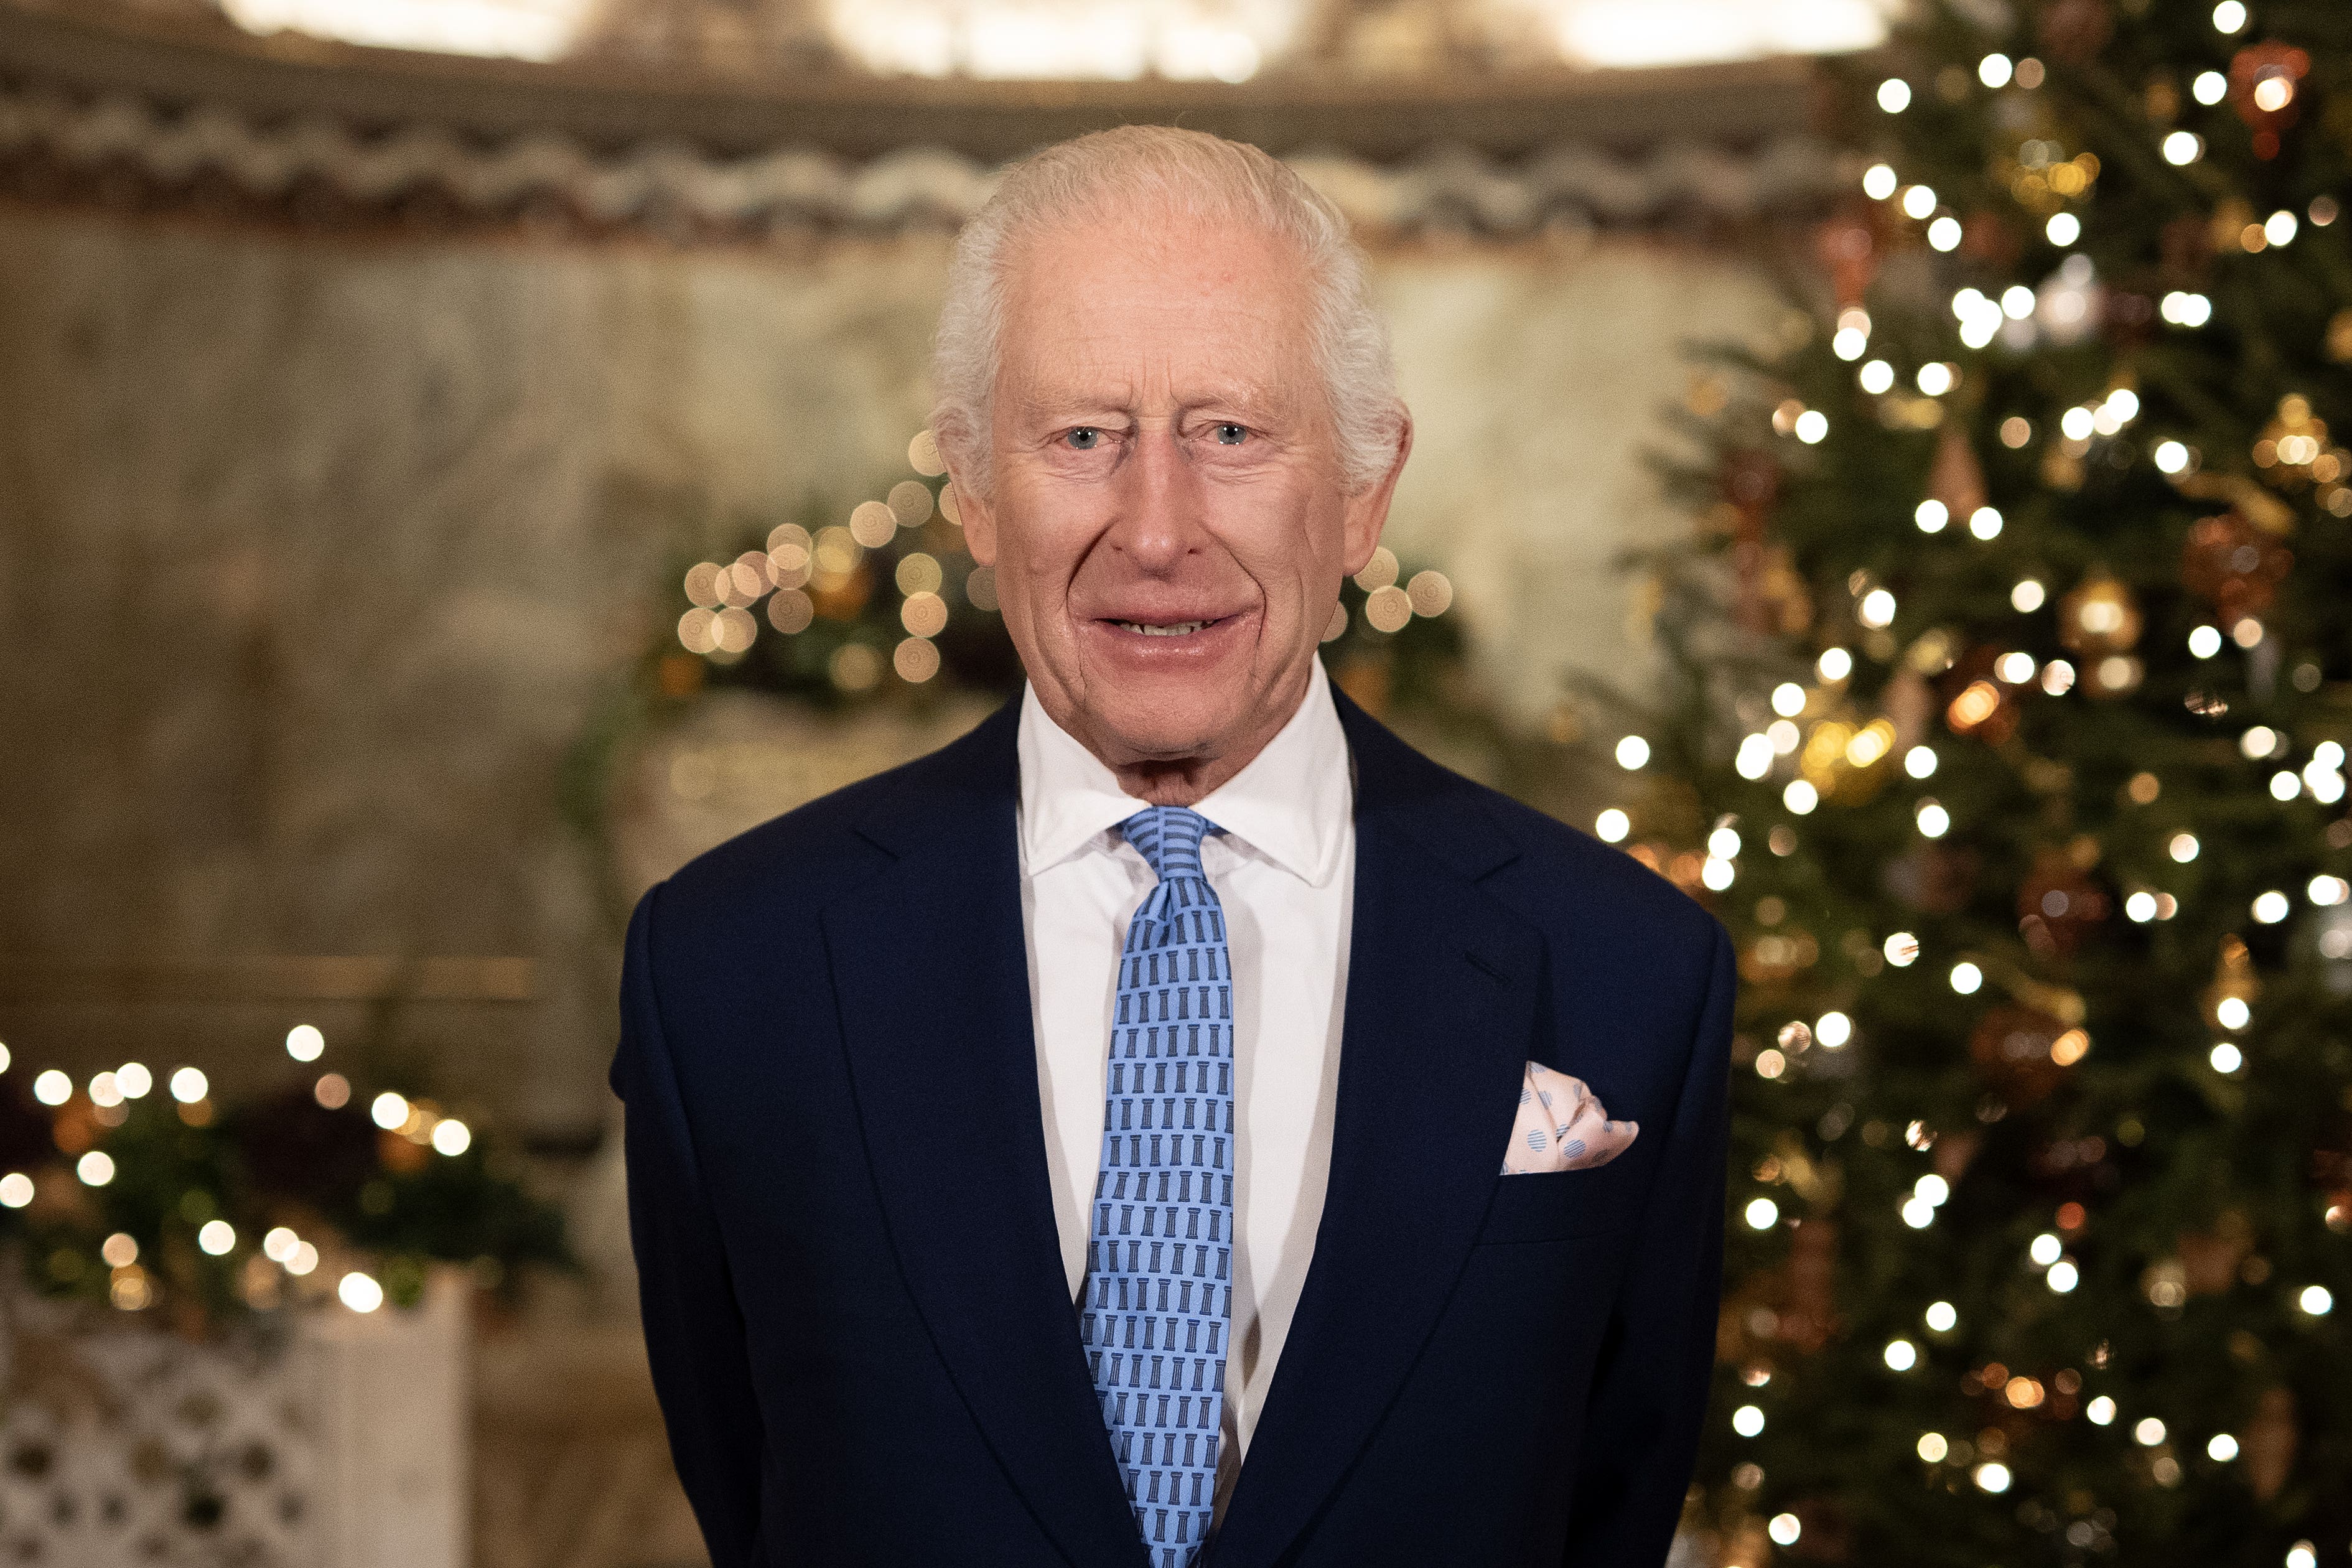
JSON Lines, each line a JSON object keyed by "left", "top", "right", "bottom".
{"left": 1113, "top": 754, "right": 1249, "bottom": 808}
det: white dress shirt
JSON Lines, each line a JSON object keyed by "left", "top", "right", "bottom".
{"left": 1015, "top": 654, "right": 1355, "bottom": 1517}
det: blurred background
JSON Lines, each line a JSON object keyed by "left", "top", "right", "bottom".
{"left": 0, "top": 1, "right": 1874, "bottom": 1562}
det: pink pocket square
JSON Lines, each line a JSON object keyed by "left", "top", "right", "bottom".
{"left": 1500, "top": 1062, "right": 1638, "bottom": 1174}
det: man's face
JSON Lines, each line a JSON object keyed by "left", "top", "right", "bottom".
{"left": 955, "top": 207, "right": 1407, "bottom": 790}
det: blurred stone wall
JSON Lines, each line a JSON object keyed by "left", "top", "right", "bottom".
{"left": 0, "top": 203, "right": 1776, "bottom": 1134}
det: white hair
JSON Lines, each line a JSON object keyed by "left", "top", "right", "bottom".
{"left": 930, "top": 124, "right": 1402, "bottom": 498}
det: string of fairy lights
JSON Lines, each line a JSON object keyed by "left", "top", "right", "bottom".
{"left": 674, "top": 432, "right": 969, "bottom": 689}
{"left": 1587, "top": 7, "right": 2348, "bottom": 1561}
{"left": 0, "top": 1027, "right": 474, "bottom": 1317}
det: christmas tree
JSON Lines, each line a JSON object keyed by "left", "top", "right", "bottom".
{"left": 1615, "top": 2, "right": 2352, "bottom": 1562}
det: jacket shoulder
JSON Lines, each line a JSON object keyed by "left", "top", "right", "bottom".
{"left": 1340, "top": 695, "right": 1724, "bottom": 964}
{"left": 1477, "top": 783, "right": 1724, "bottom": 950}
{"left": 650, "top": 698, "right": 1016, "bottom": 922}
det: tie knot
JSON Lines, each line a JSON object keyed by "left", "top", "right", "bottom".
{"left": 1119, "top": 805, "right": 1215, "bottom": 884}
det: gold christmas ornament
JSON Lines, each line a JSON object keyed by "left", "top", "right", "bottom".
{"left": 2057, "top": 573, "right": 2143, "bottom": 656}
{"left": 1905, "top": 628, "right": 1958, "bottom": 676}
{"left": 1798, "top": 715, "right": 1899, "bottom": 804}
{"left": 1941, "top": 647, "right": 2019, "bottom": 741}
{"left": 1999, "top": 131, "right": 2102, "bottom": 215}
{"left": 1946, "top": 676, "right": 2009, "bottom": 738}
{"left": 2253, "top": 394, "right": 2343, "bottom": 488}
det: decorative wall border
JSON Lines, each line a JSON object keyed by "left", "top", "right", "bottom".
{"left": 0, "top": 1, "right": 1843, "bottom": 240}
{"left": 0, "top": 76, "right": 1842, "bottom": 239}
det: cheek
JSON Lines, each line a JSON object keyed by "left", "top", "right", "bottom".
{"left": 994, "top": 550, "right": 1055, "bottom": 638}
{"left": 989, "top": 506, "right": 1086, "bottom": 638}
{"left": 1213, "top": 491, "right": 1347, "bottom": 614}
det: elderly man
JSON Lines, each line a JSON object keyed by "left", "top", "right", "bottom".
{"left": 614, "top": 126, "right": 1732, "bottom": 1568}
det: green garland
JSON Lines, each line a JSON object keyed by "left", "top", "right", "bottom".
{"left": 0, "top": 1047, "right": 568, "bottom": 1334}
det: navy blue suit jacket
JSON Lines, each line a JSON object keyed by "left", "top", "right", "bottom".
{"left": 612, "top": 684, "right": 1734, "bottom": 1567}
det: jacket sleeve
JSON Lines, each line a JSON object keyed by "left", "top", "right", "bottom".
{"left": 610, "top": 879, "right": 768, "bottom": 1566}
{"left": 1561, "top": 918, "right": 1735, "bottom": 1567}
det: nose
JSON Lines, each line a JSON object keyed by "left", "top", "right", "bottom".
{"left": 1103, "top": 422, "right": 1208, "bottom": 573}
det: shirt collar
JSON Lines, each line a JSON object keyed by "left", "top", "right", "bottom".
{"left": 1015, "top": 655, "right": 1353, "bottom": 887}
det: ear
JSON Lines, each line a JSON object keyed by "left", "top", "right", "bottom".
{"left": 947, "top": 462, "right": 997, "bottom": 567}
{"left": 1340, "top": 404, "right": 1414, "bottom": 577}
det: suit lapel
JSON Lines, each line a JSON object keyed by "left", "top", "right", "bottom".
{"left": 1207, "top": 693, "right": 1541, "bottom": 1568}
{"left": 821, "top": 702, "right": 1149, "bottom": 1568}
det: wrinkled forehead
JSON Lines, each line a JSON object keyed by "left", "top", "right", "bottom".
{"left": 992, "top": 203, "right": 1322, "bottom": 408}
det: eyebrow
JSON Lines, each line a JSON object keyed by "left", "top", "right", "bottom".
{"left": 1002, "top": 379, "right": 1290, "bottom": 422}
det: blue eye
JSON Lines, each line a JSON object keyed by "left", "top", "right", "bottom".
{"left": 1065, "top": 427, "right": 1101, "bottom": 450}
{"left": 1213, "top": 423, "right": 1248, "bottom": 446}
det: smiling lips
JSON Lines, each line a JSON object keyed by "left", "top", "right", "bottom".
{"left": 1111, "top": 618, "right": 1218, "bottom": 637}
{"left": 1083, "top": 606, "right": 1256, "bottom": 668}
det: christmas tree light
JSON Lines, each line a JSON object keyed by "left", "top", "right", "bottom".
{"left": 1618, "top": 1, "right": 2352, "bottom": 1559}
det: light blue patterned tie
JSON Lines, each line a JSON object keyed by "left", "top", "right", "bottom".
{"left": 1080, "top": 805, "right": 1233, "bottom": 1568}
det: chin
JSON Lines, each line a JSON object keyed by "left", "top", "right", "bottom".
{"left": 1083, "top": 685, "right": 1262, "bottom": 767}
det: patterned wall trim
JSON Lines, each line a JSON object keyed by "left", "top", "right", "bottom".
{"left": 0, "top": 74, "right": 1842, "bottom": 239}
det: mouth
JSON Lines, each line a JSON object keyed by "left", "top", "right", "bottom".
{"left": 1108, "top": 618, "right": 1221, "bottom": 637}
{"left": 1085, "top": 610, "right": 1251, "bottom": 659}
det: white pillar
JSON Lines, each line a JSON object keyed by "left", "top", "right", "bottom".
{"left": 301, "top": 1265, "right": 472, "bottom": 1568}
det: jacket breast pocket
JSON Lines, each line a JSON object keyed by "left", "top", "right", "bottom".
{"left": 1473, "top": 1149, "right": 1653, "bottom": 1245}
